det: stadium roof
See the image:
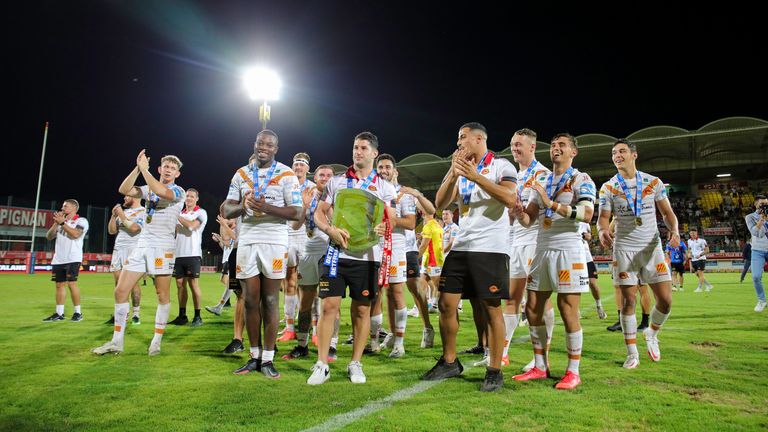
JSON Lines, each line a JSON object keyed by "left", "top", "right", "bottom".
{"left": 366, "top": 116, "right": 768, "bottom": 193}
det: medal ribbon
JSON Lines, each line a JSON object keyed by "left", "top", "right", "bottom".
{"left": 459, "top": 152, "right": 494, "bottom": 205}
{"left": 616, "top": 171, "right": 642, "bottom": 220}
{"left": 544, "top": 167, "right": 574, "bottom": 219}
{"left": 517, "top": 159, "right": 538, "bottom": 201}
{"left": 251, "top": 160, "right": 278, "bottom": 198}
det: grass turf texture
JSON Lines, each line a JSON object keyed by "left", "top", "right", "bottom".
{"left": 0, "top": 272, "right": 766, "bottom": 431}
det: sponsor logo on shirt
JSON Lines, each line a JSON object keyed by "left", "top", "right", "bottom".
{"left": 154, "top": 258, "right": 163, "bottom": 268}
{"left": 488, "top": 285, "right": 499, "bottom": 293}
{"left": 619, "top": 272, "right": 629, "bottom": 279}
{"left": 572, "top": 263, "right": 585, "bottom": 270}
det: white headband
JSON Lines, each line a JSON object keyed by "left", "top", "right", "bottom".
{"left": 293, "top": 158, "right": 310, "bottom": 166}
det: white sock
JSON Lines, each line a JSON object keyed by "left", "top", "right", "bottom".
{"left": 620, "top": 313, "right": 638, "bottom": 356}
{"left": 649, "top": 307, "right": 670, "bottom": 338}
{"left": 262, "top": 350, "right": 275, "bottom": 362}
{"left": 565, "top": 330, "right": 583, "bottom": 374}
{"left": 543, "top": 307, "right": 555, "bottom": 345}
{"left": 529, "top": 325, "right": 547, "bottom": 370}
{"left": 219, "top": 287, "right": 231, "bottom": 305}
{"left": 133, "top": 306, "right": 140, "bottom": 317}
{"left": 250, "top": 346, "right": 261, "bottom": 359}
{"left": 394, "top": 308, "right": 408, "bottom": 346}
{"left": 502, "top": 313, "right": 519, "bottom": 357}
{"left": 311, "top": 296, "right": 320, "bottom": 335}
{"left": 595, "top": 299, "right": 602, "bottom": 308}
{"left": 370, "top": 313, "right": 383, "bottom": 343}
{"left": 74, "top": 305, "right": 81, "bottom": 314}
{"left": 458, "top": 299, "right": 464, "bottom": 310}
{"left": 284, "top": 295, "right": 298, "bottom": 331}
{"left": 151, "top": 303, "right": 170, "bottom": 345}
{"left": 112, "top": 303, "right": 130, "bottom": 347}
{"left": 331, "top": 317, "right": 340, "bottom": 348}
{"left": 56, "top": 305, "right": 64, "bottom": 316}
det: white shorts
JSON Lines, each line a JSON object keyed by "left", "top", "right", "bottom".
{"left": 509, "top": 244, "right": 537, "bottom": 279}
{"left": 124, "top": 247, "right": 175, "bottom": 276}
{"left": 612, "top": 246, "right": 672, "bottom": 286}
{"left": 386, "top": 249, "right": 408, "bottom": 284}
{"left": 110, "top": 248, "right": 133, "bottom": 272}
{"left": 423, "top": 265, "right": 442, "bottom": 278}
{"left": 297, "top": 253, "right": 324, "bottom": 286}
{"left": 527, "top": 248, "right": 589, "bottom": 294}
{"left": 287, "top": 236, "right": 306, "bottom": 267}
{"left": 237, "top": 243, "right": 288, "bottom": 280}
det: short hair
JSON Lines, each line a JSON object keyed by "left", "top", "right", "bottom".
{"left": 293, "top": 152, "right": 310, "bottom": 164}
{"left": 460, "top": 122, "right": 488, "bottom": 138}
{"left": 257, "top": 129, "right": 279, "bottom": 144}
{"left": 376, "top": 153, "right": 397, "bottom": 167}
{"left": 689, "top": 228, "right": 698, "bottom": 232}
{"left": 614, "top": 138, "right": 637, "bottom": 153}
{"left": 186, "top": 188, "right": 199, "bottom": 196}
{"left": 514, "top": 128, "right": 537, "bottom": 141}
{"left": 64, "top": 199, "right": 79, "bottom": 210}
{"left": 551, "top": 133, "right": 578, "bottom": 149}
{"left": 161, "top": 155, "right": 183, "bottom": 169}
{"left": 756, "top": 194, "right": 766, "bottom": 200}
{"left": 314, "top": 164, "right": 335, "bottom": 173}
{"left": 354, "top": 131, "right": 378, "bottom": 149}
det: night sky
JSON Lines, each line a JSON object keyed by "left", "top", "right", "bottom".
{"left": 6, "top": 1, "right": 767, "bottom": 208}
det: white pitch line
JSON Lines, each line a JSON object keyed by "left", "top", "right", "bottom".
{"left": 301, "top": 369, "right": 472, "bottom": 432}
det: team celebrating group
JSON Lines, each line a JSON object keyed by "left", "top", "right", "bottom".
{"left": 41, "top": 122, "right": 768, "bottom": 392}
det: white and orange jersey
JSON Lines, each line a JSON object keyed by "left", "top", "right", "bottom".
{"left": 175, "top": 206, "right": 208, "bottom": 257}
{"left": 302, "top": 186, "right": 330, "bottom": 255}
{"left": 227, "top": 161, "right": 301, "bottom": 247}
{"left": 51, "top": 215, "right": 89, "bottom": 265}
{"left": 389, "top": 185, "right": 417, "bottom": 251}
{"left": 136, "top": 184, "right": 185, "bottom": 249}
{"left": 288, "top": 178, "right": 316, "bottom": 238}
{"left": 323, "top": 169, "right": 396, "bottom": 262}
{"left": 688, "top": 238, "right": 708, "bottom": 261}
{"left": 452, "top": 155, "right": 518, "bottom": 255}
{"left": 113, "top": 207, "right": 145, "bottom": 251}
{"left": 511, "top": 162, "right": 551, "bottom": 246}
{"left": 599, "top": 171, "right": 666, "bottom": 251}
{"left": 530, "top": 169, "right": 596, "bottom": 250}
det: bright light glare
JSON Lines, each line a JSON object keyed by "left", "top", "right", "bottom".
{"left": 243, "top": 67, "right": 282, "bottom": 101}
{"left": 716, "top": 173, "right": 731, "bottom": 178}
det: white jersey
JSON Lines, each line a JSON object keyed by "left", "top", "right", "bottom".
{"left": 390, "top": 185, "right": 417, "bottom": 252}
{"left": 442, "top": 222, "right": 459, "bottom": 250}
{"left": 578, "top": 222, "right": 594, "bottom": 262}
{"left": 511, "top": 161, "right": 551, "bottom": 246}
{"left": 688, "top": 238, "right": 708, "bottom": 261}
{"left": 530, "top": 168, "right": 596, "bottom": 250}
{"left": 599, "top": 171, "right": 667, "bottom": 251}
{"left": 222, "top": 244, "right": 234, "bottom": 262}
{"left": 113, "top": 207, "right": 145, "bottom": 251}
{"left": 175, "top": 206, "right": 208, "bottom": 257}
{"left": 303, "top": 187, "right": 331, "bottom": 255}
{"left": 227, "top": 161, "right": 302, "bottom": 247}
{"left": 452, "top": 155, "right": 518, "bottom": 255}
{"left": 136, "top": 184, "right": 186, "bottom": 249}
{"left": 323, "top": 169, "right": 396, "bottom": 262}
{"left": 405, "top": 229, "right": 418, "bottom": 253}
{"left": 51, "top": 215, "right": 89, "bottom": 265}
{"left": 288, "top": 178, "right": 316, "bottom": 238}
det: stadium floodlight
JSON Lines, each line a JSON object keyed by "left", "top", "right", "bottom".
{"left": 243, "top": 66, "right": 282, "bottom": 130}
{"left": 716, "top": 173, "right": 732, "bottom": 178}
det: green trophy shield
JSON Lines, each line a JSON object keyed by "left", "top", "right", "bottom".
{"left": 332, "top": 188, "right": 385, "bottom": 252}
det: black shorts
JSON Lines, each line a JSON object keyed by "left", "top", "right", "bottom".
{"left": 174, "top": 256, "right": 201, "bottom": 278}
{"left": 51, "top": 262, "right": 80, "bottom": 282}
{"left": 228, "top": 248, "right": 240, "bottom": 290}
{"left": 439, "top": 251, "right": 509, "bottom": 300}
{"left": 221, "top": 261, "right": 229, "bottom": 275}
{"left": 671, "top": 261, "right": 685, "bottom": 274}
{"left": 587, "top": 261, "right": 598, "bottom": 279}
{"left": 406, "top": 251, "right": 420, "bottom": 278}
{"left": 318, "top": 258, "right": 380, "bottom": 302}
{"left": 691, "top": 260, "right": 706, "bottom": 272}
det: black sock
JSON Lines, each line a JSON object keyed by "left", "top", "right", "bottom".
{"left": 194, "top": 309, "right": 201, "bottom": 318}
{"left": 179, "top": 308, "right": 186, "bottom": 317}
{"left": 641, "top": 313, "right": 649, "bottom": 324}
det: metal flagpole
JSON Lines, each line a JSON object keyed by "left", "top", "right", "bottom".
{"left": 28, "top": 122, "right": 49, "bottom": 275}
